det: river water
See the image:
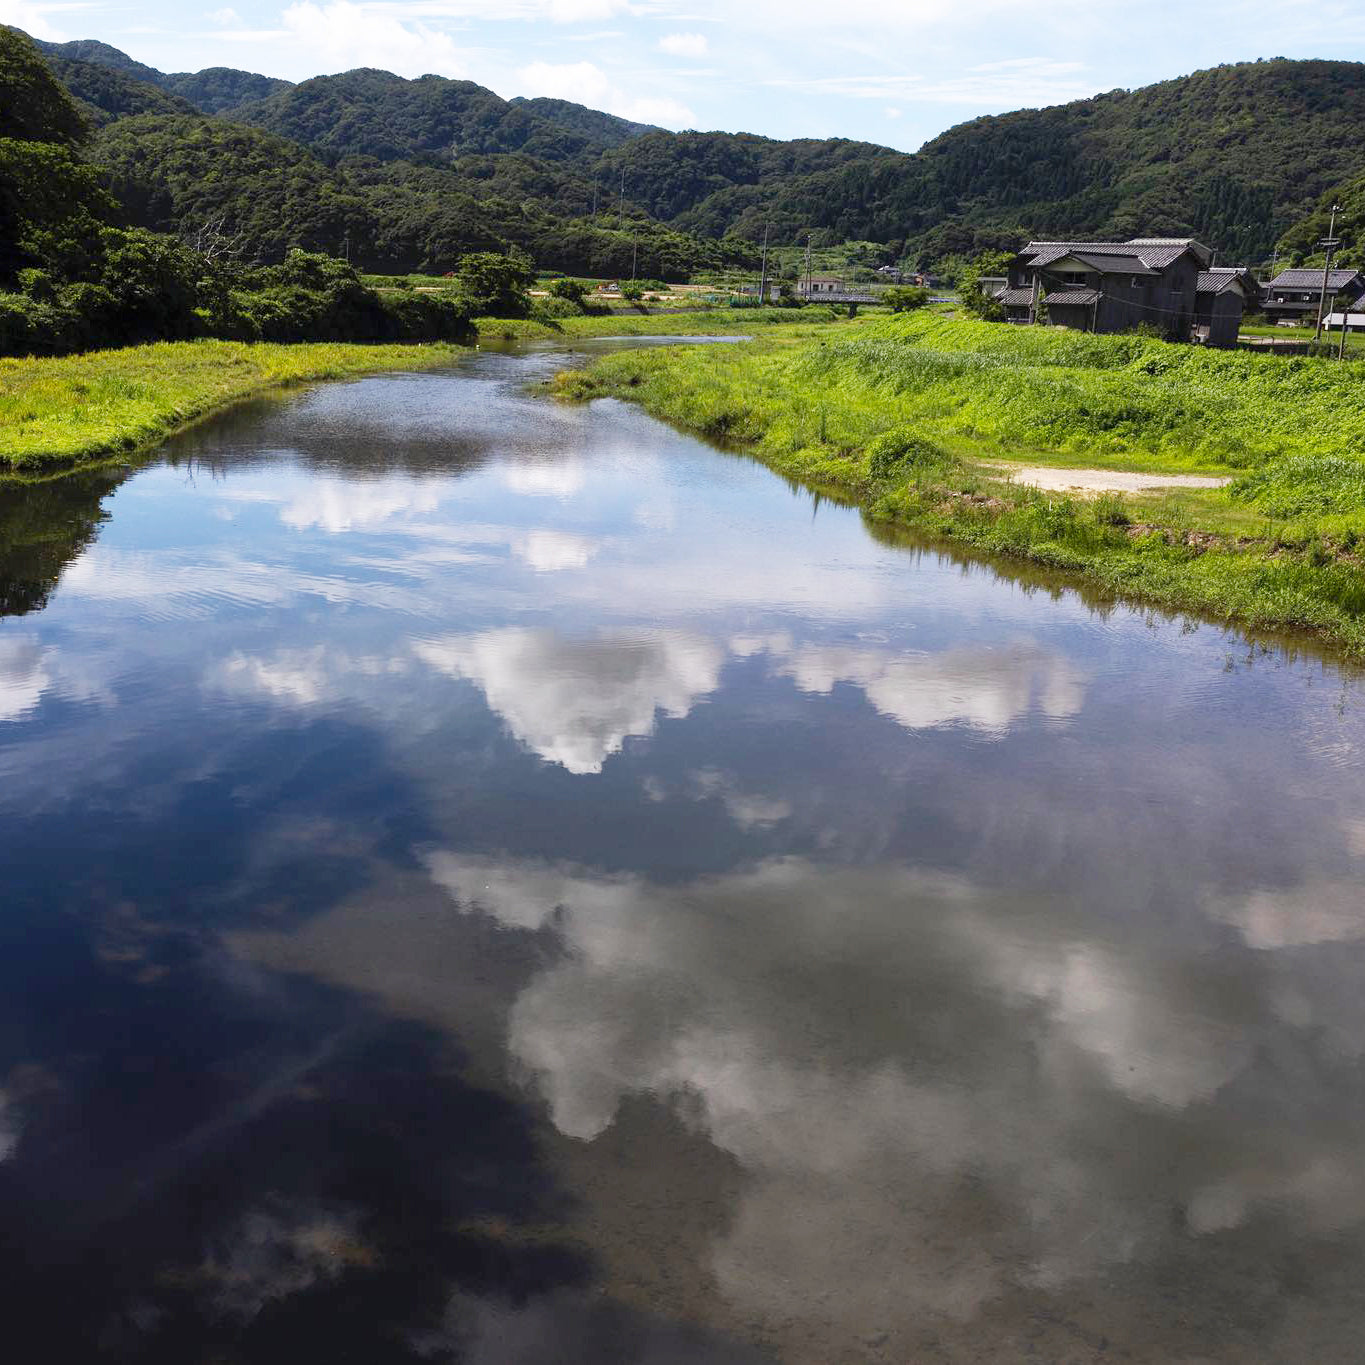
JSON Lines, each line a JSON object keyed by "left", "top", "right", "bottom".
{"left": 2, "top": 340, "right": 1365, "bottom": 1362}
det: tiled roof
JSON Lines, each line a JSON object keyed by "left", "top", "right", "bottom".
{"left": 1067, "top": 252, "right": 1154, "bottom": 275}
{"left": 1020, "top": 238, "right": 1208, "bottom": 270}
{"left": 997, "top": 288, "right": 1034, "bottom": 307}
{"left": 1044, "top": 288, "right": 1100, "bottom": 306}
{"left": 1265, "top": 268, "right": 1363, "bottom": 290}
{"left": 1196, "top": 268, "right": 1252, "bottom": 294}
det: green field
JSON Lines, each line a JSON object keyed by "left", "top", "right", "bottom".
{"left": 557, "top": 312, "right": 1365, "bottom": 656}
{"left": 0, "top": 339, "right": 461, "bottom": 472}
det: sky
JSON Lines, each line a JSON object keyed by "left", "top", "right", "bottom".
{"left": 6, "top": 0, "right": 1365, "bottom": 152}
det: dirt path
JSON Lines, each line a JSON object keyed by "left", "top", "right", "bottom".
{"left": 982, "top": 462, "right": 1231, "bottom": 494}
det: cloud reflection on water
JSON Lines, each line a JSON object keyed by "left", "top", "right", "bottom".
{"left": 402, "top": 849, "right": 1365, "bottom": 1342}
{"left": 414, "top": 627, "right": 726, "bottom": 774}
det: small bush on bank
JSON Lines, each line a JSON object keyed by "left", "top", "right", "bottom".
{"left": 867, "top": 429, "right": 947, "bottom": 478}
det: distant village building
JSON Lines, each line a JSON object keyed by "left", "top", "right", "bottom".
{"left": 1261, "top": 267, "right": 1365, "bottom": 325}
{"left": 1194, "top": 267, "right": 1261, "bottom": 347}
{"left": 991, "top": 238, "right": 1254, "bottom": 346}
{"left": 804, "top": 273, "right": 846, "bottom": 294}
{"left": 1325, "top": 299, "right": 1365, "bottom": 331}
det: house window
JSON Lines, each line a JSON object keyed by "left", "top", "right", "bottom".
{"left": 1130, "top": 278, "right": 1142, "bottom": 289}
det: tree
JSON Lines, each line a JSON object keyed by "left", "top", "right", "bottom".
{"left": 0, "top": 28, "right": 89, "bottom": 146}
{"left": 547, "top": 275, "right": 587, "bottom": 305}
{"left": 453, "top": 249, "right": 533, "bottom": 316}
{"left": 883, "top": 285, "right": 929, "bottom": 312}
{"left": 620, "top": 279, "right": 644, "bottom": 301}
{"left": 958, "top": 250, "right": 1014, "bottom": 320}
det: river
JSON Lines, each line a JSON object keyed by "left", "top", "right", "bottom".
{"left": 2, "top": 340, "right": 1364, "bottom": 1362}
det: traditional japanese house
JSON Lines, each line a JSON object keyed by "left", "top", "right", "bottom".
{"left": 1261, "top": 268, "right": 1365, "bottom": 325}
{"left": 999, "top": 238, "right": 1215, "bottom": 338}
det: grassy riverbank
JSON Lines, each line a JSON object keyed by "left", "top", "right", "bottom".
{"left": 557, "top": 313, "right": 1365, "bottom": 656}
{"left": 0, "top": 339, "right": 461, "bottom": 473}
{"left": 472, "top": 306, "right": 841, "bottom": 341}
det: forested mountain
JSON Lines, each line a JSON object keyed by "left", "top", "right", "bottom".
{"left": 509, "top": 96, "right": 654, "bottom": 148}
{"left": 1279, "top": 172, "right": 1365, "bottom": 267}
{"left": 90, "top": 112, "right": 746, "bottom": 277}
{"left": 31, "top": 35, "right": 291, "bottom": 113}
{"left": 45, "top": 55, "right": 197, "bottom": 126}
{"left": 14, "top": 27, "right": 1365, "bottom": 270}
{"left": 228, "top": 68, "right": 622, "bottom": 164}
{"left": 587, "top": 59, "right": 1365, "bottom": 264}
{"left": 0, "top": 27, "right": 472, "bottom": 355}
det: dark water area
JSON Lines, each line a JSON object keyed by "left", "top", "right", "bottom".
{"left": 2, "top": 340, "right": 1365, "bottom": 1363}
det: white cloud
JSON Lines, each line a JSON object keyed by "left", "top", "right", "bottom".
{"left": 771, "top": 639, "right": 1086, "bottom": 735}
{"left": 281, "top": 0, "right": 469, "bottom": 77}
{"left": 0, "top": 636, "right": 52, "bottom": 724}
{"left": 1208, "top": 881, "right": 1365, "bottom": 949}
{"left": 202, "top": 1201, "right": 373, "bottom": 1321}
{"left": 0, "top": 635, "right": 110, "bottom": 723}
{"left": 276, "top": 476, "right": 443, "bottom": 533}
{"left": 658, "top": 31, "right": 707, "bottom": 57}
{"left": 207, "top": 646, "right": 412, "bottom": 709}
{"left": 413, "top": 626, "right": 724, "bottom": 773}
{"left": 0, "top": 0, "right": 75, "bottom": 41}
{"left": 517, "top": 59, "right": 695, "bottom": 126}
{"left": 513, "top": 529, "right": 599, "bottom": 572}
{"left": 0, "top": 1090, "right": 20, "bottom": 1162}
{"left": 207, "top": 6, "right": 241, "bottom": 24}
{"left": 501, "top": 460, "right": 587, "bottom": 499}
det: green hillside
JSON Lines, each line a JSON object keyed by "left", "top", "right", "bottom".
{"left": 1279, "top": 172, "right": 1365, "bottom": 267}
{"left": 228, "top": 67, "right": 613, "bottom": 163}
{"left": 15, "top": 28, "right": 1365, "bottom": 271}
{"left": 32, "top": 34, "right": 290, "bottom": 112}
{"left": 0, "top": 27, "right": 472, "bottom": 356}
{"left": 45, "top": 55, "right": 197, "bottom": 126}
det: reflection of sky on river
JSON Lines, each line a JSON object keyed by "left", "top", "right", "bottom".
{"left": 3, "top": 349, "right": 1365, "bottom": 1360}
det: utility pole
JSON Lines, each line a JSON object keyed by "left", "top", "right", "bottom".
{"left": 591, "top": 179, "right": 598, "bottom": 219}
{"left": 1029, "top": 271, "right": 1041, "bottom": 325}
{"left": 803, "top": 234, "right": 812, "bottom": 300}
{"left": 631, "top": 239, "right": 637, "bottom": 280}
{"left": 758, "top": 223, "right": 770, "bottom": 304}
{"left": 617, "top": 166, "right": 626, "bottom": 230}
{"left": 1313, "top": 202, "right": 1342, "bottom": 342}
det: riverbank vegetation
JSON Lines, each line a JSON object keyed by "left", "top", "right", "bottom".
{"left": 557, "top": 312, "right": 1365, "bottom": 655}
{"left": 0, "top": 29, "right": 474, "bottom": 357}
{"left": 473, "top": 306, "right": 842, "bottom": 340}
{"left": 0, "top": 340, "right": 459, "bottom": 471}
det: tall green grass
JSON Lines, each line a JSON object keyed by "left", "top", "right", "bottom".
{"left": 473, "top": 306, "right": 840, "bottom": 341}
{"left": 0, "top": 339, "right": 461, "bottom": 470}
{"left": 559, "top": 315, "right": 1365, "bottom": 656}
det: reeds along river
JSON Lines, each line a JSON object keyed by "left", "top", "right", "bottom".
{"left": 1, "top": 338, "right": 1364, "bottom": 1363}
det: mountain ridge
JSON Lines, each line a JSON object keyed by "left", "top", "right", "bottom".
{"left": 13, "top": 30, "right": 1365, "bottom": 267}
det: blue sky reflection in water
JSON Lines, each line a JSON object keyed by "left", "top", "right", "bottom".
{"left": 2, "top": 341, "right": 1365, "bottom": 1361}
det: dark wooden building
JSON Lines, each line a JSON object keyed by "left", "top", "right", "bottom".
{"left": 1261, "top": 267, "right": 1365, "bottom": 325}
{"left": 1194, "top": 267, "right": 1261, "bottom": 347}
{"left": 995, "top": 238, "right": 1242, "bottom": 341}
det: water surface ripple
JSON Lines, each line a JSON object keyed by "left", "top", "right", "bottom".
{"left": 2, "top": 341, "right": 1364, "bottom": 1363}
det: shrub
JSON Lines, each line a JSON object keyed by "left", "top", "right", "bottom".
{"left": 534, "top": 296, "right": 582, "bottom": 320}
{"left": 867, "top": 429, "right": 947, "bottom": 479}
{"left": 547, "top": 276, "right": 588, "bottom": 305}
{"left": 883, "top": 285, "right": 929, "bottom": 312}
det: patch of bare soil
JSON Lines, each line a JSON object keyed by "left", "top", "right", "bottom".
{"left": 982, "top": 462, "right": 1231, "bottom": 494}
